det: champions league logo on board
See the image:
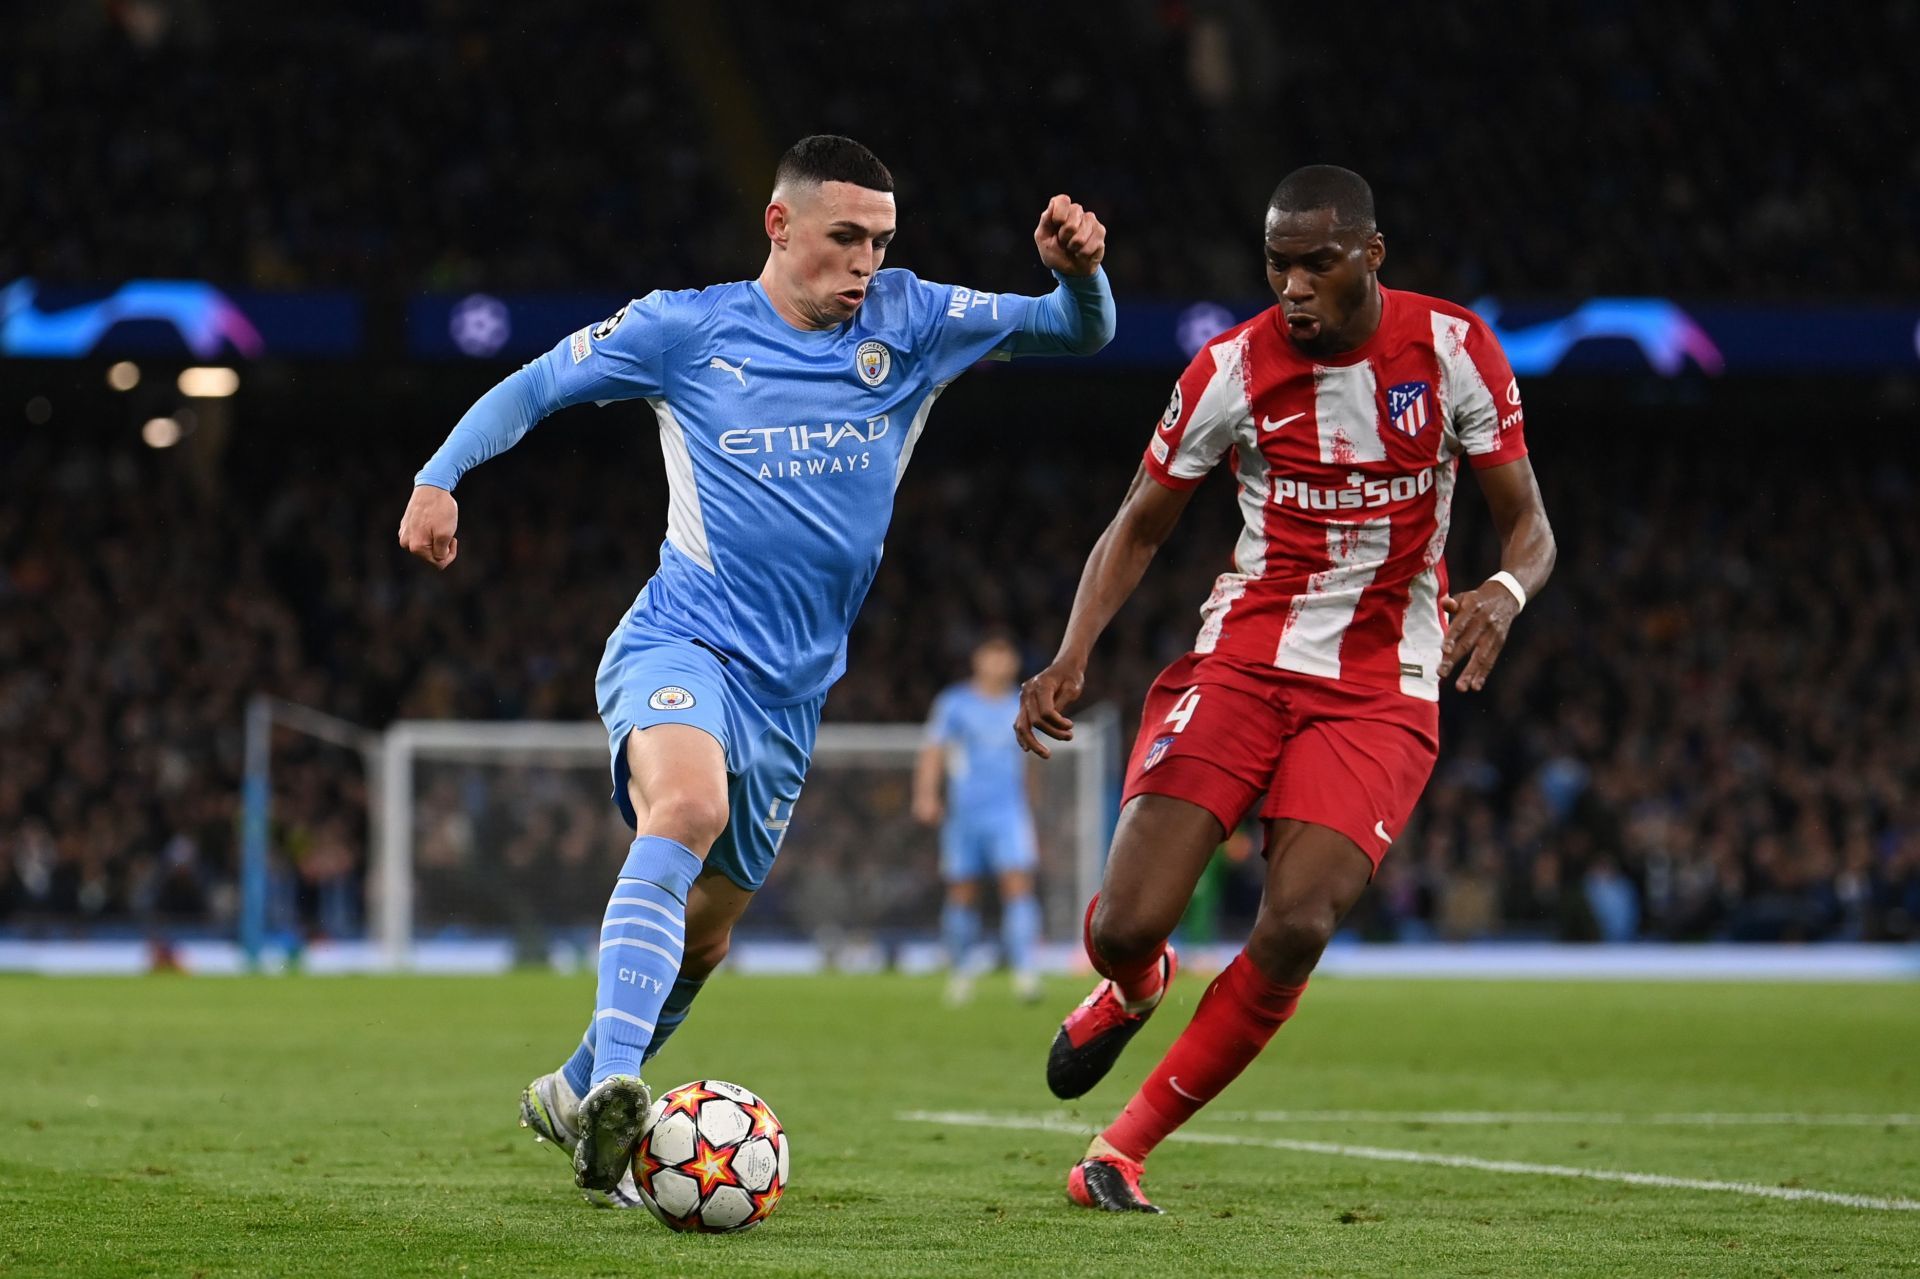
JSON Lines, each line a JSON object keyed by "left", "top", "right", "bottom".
{"left": 855, "top": 339, "right": 891, "bottom": 387}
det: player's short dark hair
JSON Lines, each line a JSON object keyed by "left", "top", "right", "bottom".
{"left": 1268, "top": 165, "right": 1376, "bottom": 234}
{"left": 774, "top": 135, "right": 894, "bottom": 195}
{"left": 975, "top": 627, "right": 1019, "bottom": 654}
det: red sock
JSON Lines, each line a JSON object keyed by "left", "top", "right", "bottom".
{"left": 1100, "top": 952, "right": 1306, "bottom": 1162}
{"left": 1082, "top": 895, "right": 1166, "bottom": 1006}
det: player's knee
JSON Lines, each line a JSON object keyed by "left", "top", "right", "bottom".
{"left": 1246, "top": 902, "right": 1336, "bottom": 981}
{"left": 1089, "top": 900, "right": 1170, "bottom": 967}
{"left": 643, "top": 792, "right": 729, "bottom": 851}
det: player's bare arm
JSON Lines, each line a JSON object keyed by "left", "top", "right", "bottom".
{"left": 910, "top": 741, "right": 945, "bottom": 826}
{"left": 1437, "top": 457, "right": 1556, "bottom": 692}
{"left": 397, "top": 483, "right": 459, "bottom": 569}
{"left": 1034, "top": 193, "right": 1106, "bottom": 276}
{"left": 1017, "top": 467, "right": 1196, "bottom": 757}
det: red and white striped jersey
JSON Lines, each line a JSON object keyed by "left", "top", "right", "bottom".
{"left": 1143, "top": 287, "right": 1528, "bottom": 702}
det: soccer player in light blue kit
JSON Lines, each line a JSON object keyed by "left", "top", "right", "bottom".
{"left": 913, "top": 632, "right": 1045, "bottom": 1005}
{"left": 397, "top": 136, "right": 1113, "bottom": 1204}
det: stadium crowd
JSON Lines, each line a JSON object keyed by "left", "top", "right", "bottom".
{"left": 2, "top": 406, "right": 1916, "bottom": 945}
{"left": 4, "top": 0, "right": 1914, "bottom": 299}
{"left": 4, "top": 0, "right": 1915, "bottom": 947}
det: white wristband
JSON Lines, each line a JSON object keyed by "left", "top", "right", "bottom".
{"left": 1488, "top": 570, "right": 1527, "bottom": 611}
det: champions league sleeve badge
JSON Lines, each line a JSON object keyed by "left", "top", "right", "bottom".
{"left": 593, "top": 303, "right": 630, "bottom": 341}
{"left": 855, "top": 339, "right": 892, "bottom": 387}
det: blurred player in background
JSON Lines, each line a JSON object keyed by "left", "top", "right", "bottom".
{"left": 1017, "top": 165, "right": 1555, "bottom": 1213}
{"left": 398, "top": 135, "right": 1113, "bottom": 1204}
{"left": 913, "top": 632, "right": 1044, "bottom": 1005}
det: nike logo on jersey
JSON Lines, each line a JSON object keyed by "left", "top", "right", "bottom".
{"left": 1374, "top": 820, "right": 1392, "bottom": 845}
{"left": 1262, "top": 411, "right": 1308, "bottom": 434}
{"left": 1168, "top": 1076, "right": 1202, "bottom": 1102}
{"left": 709, "top": 356, "right": 751, "bottom": 386}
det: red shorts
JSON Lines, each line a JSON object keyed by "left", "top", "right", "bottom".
{"left": 1121, "top": 652, "right": 1440, "bottom": 868}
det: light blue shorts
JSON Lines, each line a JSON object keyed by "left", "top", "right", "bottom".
{"left": 596, "top": 629, "right": 824, "bottom": 892}
{"left": 940, "top": 809, "right": 1038, "bottom": 882}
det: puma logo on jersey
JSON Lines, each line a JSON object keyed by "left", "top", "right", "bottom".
{"left": 764, "top": 798, "right": 793, "bottom": 831}
{"left": 1261, "top": 411, "right": 1308, "bottom": 433}
{"left": 709, "top": 356, "right": 751, "bottom": 386}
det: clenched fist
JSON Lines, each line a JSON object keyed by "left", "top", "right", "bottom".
{"left": 398, "top": 484, "right": 459, "bottom": 569}
{"left": 1034, "top": 194, "right": 1106, "bottom": 276}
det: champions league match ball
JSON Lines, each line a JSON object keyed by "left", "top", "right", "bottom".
{"left": 633, "top": 1080, "right": 789, "bottom": 1233}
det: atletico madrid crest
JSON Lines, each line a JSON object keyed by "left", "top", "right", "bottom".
{"left": 1143, "top": 735, "right": 1176, "bottom": 772}
{"left": 1387, "top": 381, "right": 1432, "bottom": 437}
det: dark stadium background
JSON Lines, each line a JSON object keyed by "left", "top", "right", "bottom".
{"left": 3, "top": 0, "right": 1916, "bottom": 953}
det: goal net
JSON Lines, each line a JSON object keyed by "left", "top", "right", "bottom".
{"left": 371, "top": 708, "right": 1121, "bottom": 969}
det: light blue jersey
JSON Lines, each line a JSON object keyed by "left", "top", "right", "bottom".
{"left": 425, "top": 255, "right": 1108, "bottom": 1087}
{"left": 928, "top": 682, "right": 1037, "bottom": 881}
{"left": 416, "top": 266, "right": 1110, "bottom": 893}
{"left": 928, "top": 683, "right": 1028, "bottom": 817}
{"left": 418, "top": 267, "right": 1113, "bottom": 705}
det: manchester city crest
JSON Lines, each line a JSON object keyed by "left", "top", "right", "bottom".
{"left": 855, "top": 339, "right": 891, "bottom": 387}
{"left": 647, "top": 685, "right": 696, "bottom": 711}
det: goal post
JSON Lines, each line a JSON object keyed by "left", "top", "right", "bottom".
{"left": 240, "top": 694, "right": 383, "bottom": 968}
{"left": 372, "top": 705, "right": 1121, "bottom": 969}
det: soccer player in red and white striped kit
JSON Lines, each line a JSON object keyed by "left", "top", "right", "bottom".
{"left": 1016, "top": 165, "right": 1557, "bottom": 1212}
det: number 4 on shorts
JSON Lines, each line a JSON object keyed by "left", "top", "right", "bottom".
{"left": 1164, "top": 687, "right": 1202, "bottom": 733}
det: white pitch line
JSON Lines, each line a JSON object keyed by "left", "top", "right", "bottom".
{"left": 1207, "top": 1109, "right": 1919, "bottom": 1128}
{"left": 897, "top": 1110, "right": 1920, "bottom": 1213}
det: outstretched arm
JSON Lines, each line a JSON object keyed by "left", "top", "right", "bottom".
{"left": 1016, "top": 467, "right": 1196, "bottom": 757}
{"left": 397, "top": 361, "right": 560, "bottom": 569}
{"left": 414, "top": 362, "right": 557, "bottom": 494}
{"left": 1437, "top": 457, "right": 1555, "bottom": 692}
{"left": 911, "top": 742, "right": 946, "bottom": 826}
{"left": 399, "top": 295, "right": 673, "bottom": 569}
{"left": 1008, "top": 268, "right": 1115, "bottom": 357}
{"left": 1006, "top": 194, "right": 1114, "bottom": 357}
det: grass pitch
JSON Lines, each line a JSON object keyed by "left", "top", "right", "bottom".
{"left": 1, "top": 972, "right": 1915, "bottom": 1278}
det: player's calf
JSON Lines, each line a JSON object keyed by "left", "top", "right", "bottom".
{"left": 1242, "top": 901, "right": 1339, "bottom": 987}
{"left": 1086, "top": 903, "right": 1179, "bottom": 988}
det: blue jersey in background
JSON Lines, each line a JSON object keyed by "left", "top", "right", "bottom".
{"left": 928, "top": 682, "right": 1037, "bottom": 879}
{"left": 928, "top": 683, "right": 1028, "bottom": 815}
